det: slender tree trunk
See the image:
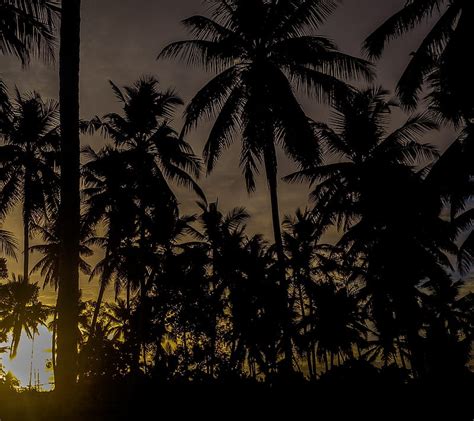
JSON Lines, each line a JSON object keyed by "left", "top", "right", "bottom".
{"left": 23, "top": 212, "right": 29, "bottom": 283}
{"left": 56, "top": 0, "right": 81, "bottom": 393}
{"left": 263, "top": 145, "right": 293, "bottom": 376}
{"left": 89, "top": 250, "right": 111, "bottom": 340}
{"left": 90, "top": 278, "right": 106, "bottom": 339}
{"left": 29, "top": 332, "right": 35, "bottom": 390}
{"left": 52, "top": 309, "right": 57, "bottom": 376}
{"left": 23, "top": 164, "right": 31, "bottom": 284}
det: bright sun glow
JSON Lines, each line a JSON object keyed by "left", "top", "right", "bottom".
{"left": 1, "top": 326, "right": 53, "bottom": 391}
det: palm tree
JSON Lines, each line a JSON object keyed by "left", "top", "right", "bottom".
{"left": 426, "top": 124, "right": 474, "bottom": 275}
{"left": 0, "top": 0, "right": 58, "bottom": 65}
{"left": 422, "top": 276, "right": 474, "bottom": 379}
{"left": 282, "top": 209, "right": 339, "bottom": 378}
{"left": 301, "top": 281, "right": 366, "bottom": 373}
{"left": 0, "top": 231, "right": 17, "bottom": 261}
{"left": 56, "top": 0, "right": 81, "bottom": 392}
{"left": 157, "top": 0, "right": 374, "bottom": 261}
{"left": 159, "top": 0, "right": 373, "bottom": 372}
{"left": 285, "top": 87, "right": 439, "bottom": 233}
{"left": 81, "top": 146, "right": 138, "bottom": 337}
{"left": 228, "top": 234, "right": 287, "bottom": 378}
{"left": 363, "top": 0, "right": 474, "bottom": 124}
{"left": 29, "top": 219, "right": 93, "bottom": 290}
{"left": 0, "top": 90, "right": 60, "bottom": 284}
{"left": 287, "top": 87, "right": 453, "bottom": 374}
{"left": 82, "top": 77, "right": 202, "bottom": 336}
{"left": 95, "top": 77, "right": 203, "bottom": 203}
{"left": 0, "top": 275, "right": 50, "bottom": 358}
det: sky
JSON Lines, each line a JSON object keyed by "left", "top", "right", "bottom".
{"left": 0, "top": 0, "right": 469, "bottom": 387}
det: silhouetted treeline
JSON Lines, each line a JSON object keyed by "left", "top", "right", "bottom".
{"left": 0, "top": 0, "right": 472, "bottom": 395}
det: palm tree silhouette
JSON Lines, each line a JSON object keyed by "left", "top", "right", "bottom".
{"left": 286, "top": 87, "right": 439, "bottom": 233}
{"left": 422, "top": 276, "right": 474, "bottom": 380}
{"left": 282, "top": 209, "right": 340, "bottom": 379}
{"left": 81, "top": 145, "right": 139, "bottom": 337}
{"left": 301, "top": 281, "right": 366, "bottom": 373}
{"left": 0, "top": 90, "right": 60, "bottom": 284}
{"left": 56, "top": 0, "right": 81, "bottom": 392}
{"left": 426, "top": 124, "right": 474, "bottom": 275}
{"left": 364, "top": 0, "right": 474, "bottom": 124}
{"left": 83, "top": 77, "right": 203, "bottom": 338}
{"left": 0, "top": 275, "right": 50, "bottom": 358}
{"left": 94, "top": 77, "right": 203, "bottom": 202}
{"left": 287, "top": 87, "right": 453, "bottom": 374}
{"left": 29, "top": 219, "right": 93, "bottom": 290}
{"left": 159, "top": 0, "right": 373, "bottom": 373}
{"left": 0, "top": 0, "right": 58, "bottom": 65}
{"left": 0, "top": 230, "right": 17, "bottom": 261}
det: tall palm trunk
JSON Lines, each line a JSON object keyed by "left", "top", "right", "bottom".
{"left": 55, "top": 0, "right": 81, "bottom": 393}
{"left": 23, "top": 211, "right": 30, "bottom": 283}
{"left": 263, "top": 144, "right": 293, "bottom": 375}
{"left": 23, "top": 161, "right": 32, "bottom": 284}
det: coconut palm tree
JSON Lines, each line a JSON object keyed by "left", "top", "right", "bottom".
{"left": 94, "top": 77, "right": 203, "bottom": 201}
{"left": 0, "top": 90, "right": 60, "bottom": 284}
{"left": 426, "top": 124, "right": 474, "bottom": 275}
{"left": 158, "top": 0, "right": 373, "bottom": 264}
{"left": 159, "top": 0, "right": 373, "bottom": 372}
{"left": 364, "top": 0, "right": 474, "bottom": 124}
{"left": 282, "top": 209, "right": 341, "bottom": 378}
{"left": 0, "top": 275, "right": 50, "bottom": 358}
{"left": 29, "top": 219, "right": 93, "bottom": 290}
{"left": 0, "top": 0, "right": 59, "bottom": 65}
{"left": 285, "top": 87, "right": 439, "bottom": 233}
{"left": 287, "top": 87, "right": 455, "bottom": 374}
{"left": 81, "top": 146, "right": 139, "bottom": 337}
{"left": 82, "top": 76, "right": 203, "bottom": 336}
{"left": 300, "top": 281, "right": 366, "bottom": 373}
{"left": 56, "top": 0, "right": 81, "bottom": 392}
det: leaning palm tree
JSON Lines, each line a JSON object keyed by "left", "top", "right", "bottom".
{"left": 158, "top": 0, "right": 373, "bottom": 274}
{"left": 0, "top": 275, "right": 50, "bottom": 358}
{"left": 0, "top": 90, "right": 60, "bottom": 284}
{"left": 364, "top": 0, "right": 474, "bottom": 125}
{"left": 0, "top": 0, "right": 59, "bottom": 65}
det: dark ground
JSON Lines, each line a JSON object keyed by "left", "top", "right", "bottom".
{"left": 0, "top": 382, "right": 473, "bottom": 421}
